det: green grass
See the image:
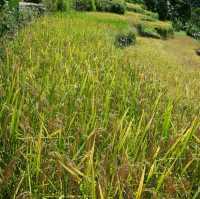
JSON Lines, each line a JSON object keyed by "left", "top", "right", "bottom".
{"left": 125, "top": 11, "right": 174, "bottom": 39}
{"left": 126, "top": 2, "right": 158, "bottom": 19}
{"left": 0, "top": 11, "right": 200, "bottom": 198}
{"left": 138, "top": 24, "right": 161, "bottom": 39}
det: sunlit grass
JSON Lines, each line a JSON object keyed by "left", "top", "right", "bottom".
{"left": 0, "top": 11, "right": 200, "bottom": 198}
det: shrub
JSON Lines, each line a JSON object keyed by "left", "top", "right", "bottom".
{"left": 0, "top": 0, "right": 5, "bottom": 8}
{"left": 0, "top": 3, "right": 19, "bottom": 38}
{"left": 155, "top": 25, "right": 174, "bottom": 39}
{"left": 185, "top": 8, "right": 200, "bottom": 40}
{"left": 24, "top": 0, "right": 42, "bottom": 3}
{"left": 126, "top": 2, "right": 145, "bottom": 14}
{"left": 111, "top": 0, "right": 125, "bottom": 14}
{"left": 95, "top": 0, "right": 111, "bottom": 12}
{"left": 138, "top": 24, "right": 161, "bottom": 39}
{"left": 126, "top": 0, "right": 143, "bottom": 3}
{"left": 144, "top": 0, "right": 156, "bottom": 11}
{"left": 75, "top": 0, "right": 126, "bottom": 14}
{"left": 126, "top": 2, "right": 158, "bottom": 19}
{"left": 43, "top": 0, "right": 57, "bottom": 11}
{"left": 57, "top": 0, "right": 67, "bottom": 11}
{"left": 0, "top": 8, "right": 14, "bottom": 38}
{"left": 0, "top": 0, "right": 43, "bottom": 39}
{"left": 191, "top": 8, "right": 200, "bottom": 26}
{"left": 44, "top": 0, "right": 69, "bottom": 12}
{"left": 156, "top": 0, "right": 168, "bottom": 20}
{"left": 75, "top": 0, "right": 96, "bottom": 11}
{"left": 144, "top": 10, "right": 159, "bottom": 19}
{"left": 95, "top": 0, "right": 126, "bottom": 14}
{"left": 186, "top": 24, "right": 200, "bottom": 40}
{"left": 141, "top": 15, "right": 157, "bottom": 22}
{"left": 115, "top": 29, "right": 136, "bottom": 47}
{"left": 172, "top": 19, "right": 184, "bottom": 31}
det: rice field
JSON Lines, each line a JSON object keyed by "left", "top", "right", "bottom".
{"left": 0, "top": 11, "right": 200, "bottom": 198}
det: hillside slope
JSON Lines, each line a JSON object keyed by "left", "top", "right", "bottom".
{"left": 0, "top": 10, "right": 200, "bottom": 198}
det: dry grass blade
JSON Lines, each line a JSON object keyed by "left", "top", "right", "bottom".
{"left": 0, "top": 159, "right": 16, "bottom": 191}
{"left": 58, "top": 160, "right": 85, "bottom": 182}
{"left": 136, "top": 167, "right": 146, "bottom": 199}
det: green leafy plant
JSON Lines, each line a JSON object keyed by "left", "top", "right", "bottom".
{"left": 138, "top": 24, "right": 161, "bottom": 39}
{"left": 75, "top": 0, "right": 126, "bottom": 14}
{"left": 155, "top": 25, "right": 174, "bottom": 39}
{"left": 75, "top": 0, "right": 96, "bottom": 11}
{"left": 44, "top": 0, "right": 69, "bottom": 12}
{"left": 57, "top": 0, "right": 67, "bottom": 11}
{"left": 24, "top": 0, "right": 42, "bottom": 3}
{"left": 186, "top": 24, "right": 200, "bottom": 40}
{"left": 115, "top": 29, "right": 136, "bottom": 47}
{"left": 0, "top": 3, "right": 18, "bottom": 38}
{"left": 110, "top": 0, "right": 126, "bottom": 14}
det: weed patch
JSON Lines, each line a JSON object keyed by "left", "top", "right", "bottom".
{"left": 115, "top": 29, "right": 136, "bottom": 47}
{"left": 138, "top": 24, "right": 161, "bottom": 38}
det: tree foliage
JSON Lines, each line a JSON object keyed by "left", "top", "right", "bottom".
{"left": 142, "top": 0, "right": 200, "bottom": 39}
{"left": 144, "top": 0, "right": 199, "bottom": 21}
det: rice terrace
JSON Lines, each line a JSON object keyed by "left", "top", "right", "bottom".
{"left": 0, "top": 0, "right": 200, "bottom": 198}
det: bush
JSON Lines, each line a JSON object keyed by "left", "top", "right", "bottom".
{"left": 95, "top": 0, "right": 126, "bottom": 14}
{"left": 115, "top": 29, "right": 136, "bottom": 47}
{"left": 44, "top": 0, "right": 69, "bottom": 12}
{"left": 111, "top": 0, "right": 125, "bottom": 14}
{"left": 186, "top": 24, "right": 200, "bottom": 40}
{"left": 141, "top": 15, "right": 157, "bottom": 22}
{"left": 0, "top": 0, "right": 5, "bottom": 8}
{"left": 43, "top": 0, "right": 57, "bottom": 11}
{"left": 126, "top": 0, "right": 143, "bottom": 3}
{"left": 144, "top": 0, "right": 156, "bottom": 11}
{"left": 191, "top": 8, "right": 200, "bottom": 26}
{"left": 0, "top": 4, "right": 17, "bottom": 38}
{"left": 185, "top": 8, "right": 200, "bottom": 40}
{"left": 126, "top": 2, "right": 158, "bottom": 19}
{"left": 157, "top": 0, "right": 168, "bottom": 20}
{"left": 75, "top": 0, "right": 126, "bottom": 14}
{"left": 0, "top": 0, "right": 42, "bottom": 39}
{"left": 172, "top": 19, "right": 184, "bottom": 31}
{"left": 0, "top": 2, "right": 22, "bottom": 38}
{"left": 138, "top": 24, "right": 161, "bottom": 39}
{"left": 24, "top": 0, "right": 42, "bottom": 3}
{"left": 155, "top": 25, "right": 174, "bottom": 39}
{"left": 95, "top": 0, "right": 112, "bottom": 12}
{"left": 126, "top": 2, "right": 145, "bottom": 14}
{"left": 57, "top": 0, "right": 67, "bottom": 11}
{"left": 75, "top": 0, "right": 96, "bottom": 11}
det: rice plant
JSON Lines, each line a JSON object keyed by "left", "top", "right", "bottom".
{"left": 0, "top": 11, "right": 199, "bottom": 198}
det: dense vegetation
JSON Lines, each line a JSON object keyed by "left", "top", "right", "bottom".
{"left": 144, "top": 0, "right": 200, "bottom": 38}
{"left": 0, "top": 0, "right": 200, "bottom": 198}
{"left": 123, "top": 0, "right": 200, "bottom": 39}
{"left": 1, "top": 0, "right": 199, "bottom": 39}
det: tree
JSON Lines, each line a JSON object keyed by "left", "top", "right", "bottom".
{"left": 168, "top": 0, "right": 191, "bottom": 23}
{"left": 191, "top": 7, "right": 200, "bottom": 25}
{"left": 0, "top": 0, "right": 5, "bottom": 9}
{"left": 144, "top": 0, "right": 157, "bottom": 11}
{"left": 157, "top": 0, "right": 168, "bottom": 20}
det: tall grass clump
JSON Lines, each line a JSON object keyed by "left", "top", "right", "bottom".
{"left": 75, "top": 0, "right": 126, "bottom": 14}
{"left": 0, "top": 12, "right": 200, "bottom": 198}
{"left": 44, "top": 0, "right": 71, "bottom": 12}
{"left": 115, "top": 29, "right": 136, "bottom": 47}
{"left": 138, "top": 23, "right": 161, "bottom": 38}
{"left": 75, "top": 0, "right": 96, "bottom": 11}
